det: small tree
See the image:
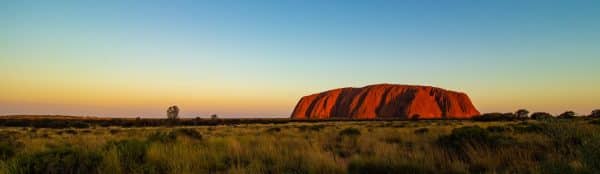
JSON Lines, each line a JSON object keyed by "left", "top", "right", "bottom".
{"left": 167, "top": 105, "right": 180, "bottom": 120}
{"left": 515, "top": 109, "right": 530, "bottom": 118}
{"left": 591, "top": 109, "right": 600, "bottom": 118}
{"left": 558, "top": 111, "right": 576, "bottom": 119}
{"left": 211, "top": 114, "right": 218, "bottom": 120}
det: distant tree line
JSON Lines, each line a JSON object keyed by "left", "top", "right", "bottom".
{"left": 0, "top": 106, "right": 598, "bottom": 128}
{"left": 472, "top": 109, "right": 599, "bottom": 121}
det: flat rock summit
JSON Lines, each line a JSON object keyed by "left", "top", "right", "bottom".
{"left": 291, "top": 84, "right": 480, "bottom": 119}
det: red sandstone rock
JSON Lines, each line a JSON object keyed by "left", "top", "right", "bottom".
{"left": 291, "top": 84, "right": 480, "bottom": 119}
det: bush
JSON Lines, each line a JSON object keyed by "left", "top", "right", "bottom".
{"left": 437, "top": 126, "right": 515, "bottom": 152}
{"left": 558, "top": 111, "right": 576, "bottom": 119}
{"left": 512, "top": 122, "right": 548, "bottom": 133}
{"left": 531, "top": 112, "right": 554, "bottom": 120}
{"left": 265, "top": 127, "right": 281, "bottom": 133}
{"left": 486, "top": 126, "right": 511, "bottom": 133}
{"left": 414, "top": 128, "right": 429, "bottom": 135}
{"left": 10, "top": 147, "right": 102, "bottom": 174}
{"left": 589, "top": 119, "right": 600, "bottom": 125}
{"left": 64, "top": 129, "right": 78, "bottom": 135}
{"left": 339, "top": 128, "right": 361, "bottom": 137}
{"left": 176, "top": 128, "right": 202, "bottom": 140}
{"left": 591, "top": 109, "right": 600, "bottom": 118}
{"left": 472, "top": 113, "right": 517, "bottom": 121}
{"left": 515, "top": 109, "right": 530, "bottom": 118}
{"left": 298, "top": 125, "right": 326, "bottom": 132}
{"left": 109, "top": 129, "right": 120, "bottom": 134}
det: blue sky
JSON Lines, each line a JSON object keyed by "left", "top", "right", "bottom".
{"left": 1, "top": 1, "right": 599, "bottom": 117}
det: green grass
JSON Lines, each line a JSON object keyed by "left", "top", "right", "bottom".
{"left": 1, "top": 119, "right": 600, "bottom": 173}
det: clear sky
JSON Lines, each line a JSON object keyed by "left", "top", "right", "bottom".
{"left": 1, "top": 1, "right": 599, "bottom": 117}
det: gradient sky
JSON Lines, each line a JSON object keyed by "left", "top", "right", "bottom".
{"left": 1, "top": 1, "right": 599, "bottom": 117}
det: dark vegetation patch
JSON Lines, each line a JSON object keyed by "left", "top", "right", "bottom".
{"left": 531, "top": 112, "right": 554, "bottom": 120}
{"left": 588, "top": 119, "right": 600, "bottom": 126}
{"left": 0, "top": 119, "right": 91, "bottom": 129}
{"left": 472, "top": 113, "right": 519, "bottom": 121}
{"left": 413, "top": 128, "right": 429, "bottom": 135}
{"left": 10, "top": 147, "right": 102, "bottom": 174}
{"left": 324, "top": 128, "right": 363, "bottom": 158}
{"left": 338, "top": 128, "right": 361, "bottom": 137}
{"left": 265, "top": 127, "right": 281, "bottom": 133}
{"left": 391, "top": 124, "right": 407, "bottom": 128}
{"left": 437, "top": 126, "right": 515, "bottom": 154}
{"left": 297, "top": 125, "right": 326, "bottom": 132}
{"left": 175, "top": 128, "right": 202, "bottom": 140}
{"left": 511, "top": 122, "right": 548, "bottom": 133}
{"left": 109, "top": 129, "right": 120, "bottom": 134}
{"left": 63, "top": 129, "right": 78, "bottom": 135}
{"left": 0, "top": 118, "right": 293, "bottom": 128}
{"left": 0, "top": 142, "right": 17, "bottom": 160}
{"left": 486, "top": 126, "right": 511, "bottom": 133}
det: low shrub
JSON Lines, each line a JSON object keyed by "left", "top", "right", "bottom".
{"left": 339, "top": 128, "right": 361, "bottom": 137}
{"left": 10, "top": 147, "right": 102, "bottom": 174}
{"left": 590, "top": 109, "right": 600, "bottom": 118}
{"left": 531, "top": 112, "right": 554, "bottom": 120}
{"left": 558, "top": 111, "right": 577, "bottom": 119}
{"left": 265, "top": 127, "right": 281, "bottom": 133}
{"left": 391, "top": 123, "right": 407, "bottom": 128}
{"left": 486, "top": 126, "right": 511, "bottom": 133}
{"left": 512, "top": 123, "right": 548, "bottom": 133}
{"left": 413, "top": 128, "right": 429, "bottom": 135}
{"left": 472, "top": 113, "right": 517, "bottom": 121}
{"left": 589, "top": 119, "right": 600, "bottom": 126}
{"left": 298, "top": 125, "right": 326, "bottom": 131}
{"left": 109, "top": 129, "right": 120, "bottom": 134}
{"left": 437, "top": 126, "right": 515, "bottom": 152}
{"left": 176, "top": 128, "right": 202, "bottom": 140}
{"left": 64, "top": 129, "right": 78, "bottom": 135}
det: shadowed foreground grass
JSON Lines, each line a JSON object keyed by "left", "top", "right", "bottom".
{"left": 1, "top": 119, "right": 600, "bottom": 174}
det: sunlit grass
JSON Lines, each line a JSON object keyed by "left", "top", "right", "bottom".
{"left": 0, "top": 119, "right": 599, "bottom": 173}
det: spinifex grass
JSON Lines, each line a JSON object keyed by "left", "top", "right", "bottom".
{"left": 0, "top": 119, "right": 599, "bottom": 173}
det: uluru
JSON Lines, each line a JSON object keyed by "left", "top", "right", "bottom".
{"left": 291, "top": 84, "right": 480, "bottom": 119}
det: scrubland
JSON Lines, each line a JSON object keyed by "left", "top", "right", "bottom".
{"left": 1, "top": 118, "right": 600, "bottom": 174}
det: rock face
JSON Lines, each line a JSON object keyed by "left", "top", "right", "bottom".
{"left": 291, "top": 84, "right": 480, "bottom": 119}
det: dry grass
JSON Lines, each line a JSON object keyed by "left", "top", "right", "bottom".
{"left": 0, "top": 119, "right": 599, "bottom": 173}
